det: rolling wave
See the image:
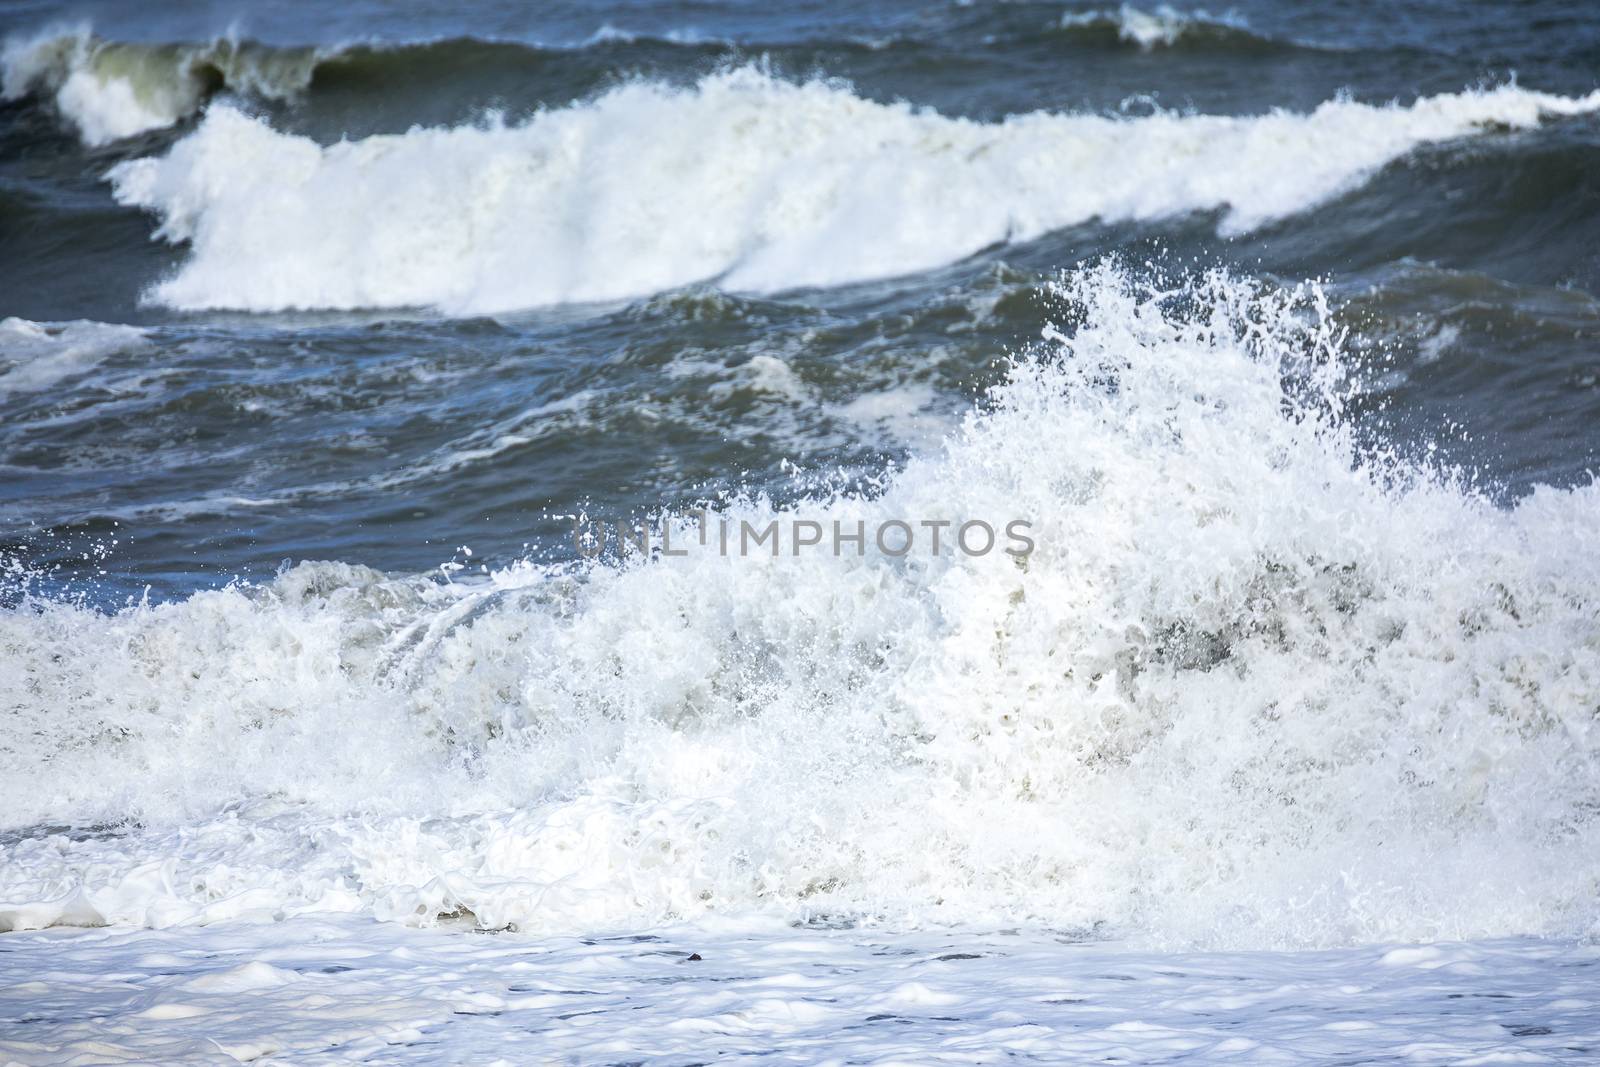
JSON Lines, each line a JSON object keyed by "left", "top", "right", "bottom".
{"left": 104, "top": 70, "right": 1600, "bottom": 314}
{"left": 1, "top": 26, "right": 321, "bottom": 145}
{"left": 0, "top": 11, "right": 1343, "bottom": 149}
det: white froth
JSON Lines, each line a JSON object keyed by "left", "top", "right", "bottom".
{"left": 1, "top": 918, "right": 1597, "bottom": 1064}
{"left": 0, "top": 26, "right": 318, "bottom": 145}
{"left": 105, "top": 71, "right": 1600, "bottom": 313}
{"left": 0, "top": 317, "right": 149, "bottom": 398}
{"left": 3, "top": 266, "right": 1599, "bottom": 949}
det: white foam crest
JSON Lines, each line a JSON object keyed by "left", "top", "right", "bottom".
{"left": 0, "top": 317, "right": 148, "bottom": 398}
{"left": 4, "top": 266, "right": 1600, "bottom": 948}
{"left": 106, "top": 70, "right": 1600, "bottom": 314}
{"left": 1059, "top": 4, "right": 1252, "bottom": 49}
{"left": 581, "top": 24, "right": 723, "bottom": 47}
{"left": 0, "top": 25, "right": 319, "bottom": 145}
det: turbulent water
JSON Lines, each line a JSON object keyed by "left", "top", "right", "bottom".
{"left": 4, "top": 0, "right": 1600, "bottom": 1062}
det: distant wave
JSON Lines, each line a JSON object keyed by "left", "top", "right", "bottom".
{"left": 579, "top": 23, "right": 730, "bottom": 48}
{"left": 2, "top": 13, "right": 1317, "bottom": 149}
{"left": 105, "top": 69, "right": 1600, "bottom": 314}
{"left": 1055, "top": 4, "right": 1265, "bottom": 51}
{"left": 0, "top": 26, "right": 323, "bottom": 145}
{"left": 0, "top": 26, "right": 739, "bottom": 147}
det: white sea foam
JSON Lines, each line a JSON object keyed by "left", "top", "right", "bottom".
{"left": 1058, "top": 4, "right": 1253, "bottom": 50}
{"left": 3, "top": 266, "right": 1599, "bottom": 948}
{"left": 0, "top": 25, "right": 318, "bottom": 145}
{"left": 0, "top": 317, "right": 148, "bottom": 398}
{"left": 106, "top": 70, "right": 1600, "bottom": 313}
{"left": 1, "top": 916, "right": 1595, "bottom": 1064}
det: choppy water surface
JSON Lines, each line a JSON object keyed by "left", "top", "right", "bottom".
{"left": 3, "top": 1, "right": 1600, "bottom": 1062}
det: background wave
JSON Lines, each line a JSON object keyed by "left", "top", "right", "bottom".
{"left": 103, "top": 71, "right": 1600, "bottom": 314}
{"left": 0, "top": 9, "right": 1412, "bottom": 150}
{"left": 1053, "top": 4, "right": 1275, "bottom": 51}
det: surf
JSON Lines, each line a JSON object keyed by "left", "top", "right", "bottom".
{"left": 4, "top": 264, "right": 1598, "bottom": 949}
{"left": 101, "top": 68, "right": 1600, "bottom": 315}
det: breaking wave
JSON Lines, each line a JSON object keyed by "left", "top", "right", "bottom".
{"left": 4, "top": 265, "right": 1599, "bottom": 949}
{"left": 103, "top": 69, "right": 1600, "bottom": 314}
{"left": 0, "top": 317, "right": 148, "bottom": 398}
{"left": 0, "top": 26, "right": 321, "bottom": 145}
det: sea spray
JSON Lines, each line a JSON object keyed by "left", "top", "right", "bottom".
{"left": 2, "top": 265, "right": 1598, "bottom": 947}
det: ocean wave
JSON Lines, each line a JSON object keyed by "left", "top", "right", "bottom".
{"left": 0, "top": 25, "right": 322, "bottom": 146}
{"left": 1055, "top": 4, "right": 1263, "bottom": 50}
{"left": 580, "top": 23, "right": 729, "bottom": 48}
{"left": 4, "top": 265, "right": 1599, "bottom": 948}
{"left": 0, "top": 26, "right": 748, "bottom": 147}
{"left": 104, "top": 70, "right": 1600, "bottom": 314}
